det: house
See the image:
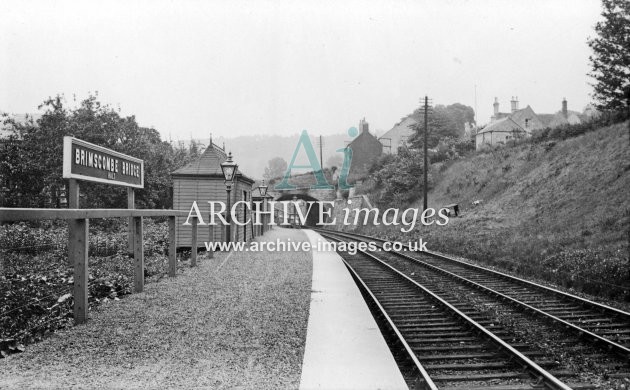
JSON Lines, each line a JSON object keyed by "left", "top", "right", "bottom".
{"left": 537, "top": 98, "right": 584, "bottom": 128}
{"left": 172, "top": 140, "right": 255, "bottom": 248}
{"left": 476, "top": 97, "right": 584, "bottom": 150}
{"left": 379, "top": 115, "right": 417, "bottom": 154}
{"left": 346, "top": 118, "right": 383, "bottom": 183}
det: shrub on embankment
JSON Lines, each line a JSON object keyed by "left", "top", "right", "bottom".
{"left": 358, "top": 120, "right": 630, "bottom": 301}
{"left": 0, "top": 219, "right": 174, "bottom": 356}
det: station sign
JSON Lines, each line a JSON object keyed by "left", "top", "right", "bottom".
{"left": 63, "top": 137, "right": 144, "bottom": 188}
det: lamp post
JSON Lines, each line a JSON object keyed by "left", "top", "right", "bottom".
{"left": 220, "top": 152, "right": 238, "bottom": 243}
{"left": 257, "top": 180, "right": 268, "bottom": 233}
{"left": 292, "top": 195, "right": 298, "bottom": 228}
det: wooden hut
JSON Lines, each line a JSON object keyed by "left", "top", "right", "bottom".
{"left": 172, "top": 143, "right": 255, "bottom": 248}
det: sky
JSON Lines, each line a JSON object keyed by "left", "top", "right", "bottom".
{"left": 1, "top": 0, "right": 603, "bottom": 140}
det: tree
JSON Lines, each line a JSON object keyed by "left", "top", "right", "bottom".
{"left": 588, "top": 0, "right": 630, "bottom": 110}
{"left": 444, "top": 103, "right": 476, "bottom": 133}
{"left": 263, "top": 157, "right": 288, "bottom": 181}
{"left": 409, "top": 104, "right": 464, "bottom": 149}
{"left": 0, "top": 94, "right": 196, "bottom": 208}
{"left": 370, "top": 148, "right": 431, "bottom": 207}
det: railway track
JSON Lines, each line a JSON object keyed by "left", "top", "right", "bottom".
{"left": 324, "top": 234, "right": 591, "bottom": 389}
{"left": 319, "top": 229, "right": 630, "bottom": 360}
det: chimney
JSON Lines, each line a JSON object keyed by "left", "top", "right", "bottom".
{"left": 359, "top": 118, "right": 369, "bottom": 134}
{"left": 510, "top": 96, "right": 519, "bottom": 113}
{"left": 562, "top": 98, "right": 568, "bottom": 118}
{"left": 493, "top": 97, "right": 499, "bottom": 116}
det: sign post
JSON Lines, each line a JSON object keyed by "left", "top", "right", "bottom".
{"left": 63, "top": 135, "right": 144, "bottom": 255}
{"left": 63, "top": 137, "right": 144, "bottom": 323}
{"left": 128, "top": 188, "right": 135, "bottom": 256}
{"left": 67, "top": 179, "right": 80, "bottom": 266}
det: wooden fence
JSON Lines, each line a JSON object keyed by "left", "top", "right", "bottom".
{"left": 0, "top": 208, "right": 199, "bottom": 325}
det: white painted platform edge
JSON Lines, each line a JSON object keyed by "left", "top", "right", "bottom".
{"left": 299, "top": 229, "right": 408, "bottom": 390}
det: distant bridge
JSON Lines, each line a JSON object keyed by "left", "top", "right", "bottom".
{"left": 269, "top": 186, "right": 337, "bottom": 227}
{"left": 273, "top": 186, "right": 337, "bottom": 202}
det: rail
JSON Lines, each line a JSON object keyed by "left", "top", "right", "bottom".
{"left": 319, "top": 229, "right": 629, "bottom": 319}
{"left": 320, "top": 229, "right": 630, "bottom": 359}
{"left": 323, "top": 232, "right": 572, "bottom": 390}
{"left": 343, "top": 256, "right": 438, "bottom": 390}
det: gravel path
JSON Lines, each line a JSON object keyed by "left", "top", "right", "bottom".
{"left": 0, "top": 228, "right": 312, "bottom": 389}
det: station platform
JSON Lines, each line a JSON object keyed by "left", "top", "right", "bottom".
{"left": 299, "top": 230, "right": 407, "bottom": 390}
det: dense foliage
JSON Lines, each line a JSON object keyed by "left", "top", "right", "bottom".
{"left": 356, "top": 120, "right": 629, "bottom": 301}
{"left": 263, "top": 157, "right": 289, "bottom": 182}
{"left": 409, "top": 103, "right": 475, "bottom": 149}
{"left": 0, "top": 94, "right": 202, "bottom": 208}
{"left": 353, "top": 102, "right": 475, "bottom": 207}
{"left": 587, "top": 0, "right": 630, "bottom": 110}
{"left": 429, "top": 137, "right": 476, "bottom": 164}
{"left": 0, "top": 220, "right": 178, "bottom": 357}
{"left": 366, "top": 148, "right": 431, "bottom": 207}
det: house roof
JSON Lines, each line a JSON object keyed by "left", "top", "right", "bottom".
{"left": 172, "top": 143, "right": 254, "bottom": 182}
{"left": 509, "top": 105, "right": 535, "bottom": 123}
{"left": 537, "top": 114, "right": 557, "bottom": 127}
{"left": 347, "top": 127, "right": 382, "bottom": 148}
{"left": 492, "top": 112, "right": 511, "bottom": 120}
{"left": 379, "top": 115, "right": 417, "bottom": 142}
{"left": 477, "top": 117, "right": 525, "bottom": 135}
{"left": 537, "top": 110, "right": 584, "bottom": 128}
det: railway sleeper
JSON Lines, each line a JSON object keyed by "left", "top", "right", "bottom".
{"left": 418, "top": 351, "right": 548, "bottom": 361}
{"left": 425, "top": 359, "right": 558, "bottom": 370}
{"left": 401, "top": 325, "right": 502, "bottom": 332}
{"left": 429, "top": 371, "right": 536, "bottom": 382}
{"left": 441, "top": 384, "right": 595, "bottom": 390}
{"left": 572, "top": 322, "right": 628, "bottom": 330}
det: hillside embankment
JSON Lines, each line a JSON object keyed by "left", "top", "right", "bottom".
{"left": 359, "top": 121, "right": 630, "bottom": 300}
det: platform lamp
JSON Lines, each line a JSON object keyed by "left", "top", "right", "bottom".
{"left": 257, "top": 180, "right": 268, "bottom": 233}
{"left": 220, "top": 152, "right": 238, "bottom": 244}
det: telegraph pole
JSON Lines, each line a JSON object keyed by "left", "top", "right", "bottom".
{"left": 423, "top": 95, "right": 429, "bottom": 211}
{"left": 319, "top": 135, "right": 323, "bottom": 170}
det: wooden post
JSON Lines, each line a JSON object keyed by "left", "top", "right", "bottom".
{"left": 127, "top": 188, "right": 135, "bottom": 256}
{"left": 68, "top": 179, "right": 80, "bottom": 208}
{"left": 168, "top": 216, "right": 176, "bottom": 277}
{"left": 67, "top": 179, "right": 80, "bottom": 266}
{"left": 70, "top": 217, "right": 88, "bottom": 324}
{"left": 133, "top": 216, "right": 144, "bottom": 293}
{"left": 207, "top": 214, "right": 214, "bottom": 259}
{"left": 191, "top": 217, "right": 198, "bottom": 267}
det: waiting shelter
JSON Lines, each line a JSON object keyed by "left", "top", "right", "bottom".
{"left": 172, "top": 142, "right": 254, "bottom": 248}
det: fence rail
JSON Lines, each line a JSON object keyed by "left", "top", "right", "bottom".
{"left": 0, "top": 208, "right": 189, "bottom": 221}
{"left": 0, "top": 207, "right": 198, "bottom": 325}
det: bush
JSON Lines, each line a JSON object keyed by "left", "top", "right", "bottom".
{"left": 0, "top": 219, "right": 178, "bottom": 357}
{"left": 541, "top": 248, "right": 628, "bottom": 298}
{"left": 369, "top": 148, "right": 432, "bottom": 207}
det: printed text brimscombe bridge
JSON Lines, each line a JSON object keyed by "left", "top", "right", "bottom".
{"left": 74, "top": 147, "right": 141, "bottom": 177}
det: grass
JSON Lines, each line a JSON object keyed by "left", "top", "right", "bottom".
{"left": 358, "top": 121, "right": 630, "bottom": 301}
{"left": 0, "top": 228, "right": 313, "bottom": 389}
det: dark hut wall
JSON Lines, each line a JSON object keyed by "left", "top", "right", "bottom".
{"left": 174, "top": 175, "right": 252, "bottom": 248}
